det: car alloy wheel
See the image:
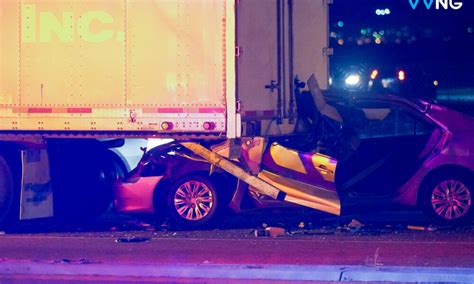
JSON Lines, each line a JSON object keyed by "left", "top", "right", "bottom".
{"left": 173, "top": 180, "right": 214, "bottom": 221}
{"left": 431, "top": 179, "right": 472, "bottom": 220}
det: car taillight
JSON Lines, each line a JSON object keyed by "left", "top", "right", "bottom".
{"left": 398, "top": 70, "right": 406, "bottom": 81}
{"left": 370, "top": 69, "right": 379, "bottom": 80}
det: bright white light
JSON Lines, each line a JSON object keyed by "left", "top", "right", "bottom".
{"left": 147, "top": 138, "right": 174, "bottom": 151}
{"left": 382, "top": 78, "right": 395, "bottom": 88}
{"left": 345, "top": 74, "right": 361, "bottom": 86}
{"left": 375, "top": 8, "right": 391, "bottom": 16}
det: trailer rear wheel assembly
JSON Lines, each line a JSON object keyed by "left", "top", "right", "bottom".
{"left": 50, "top": 140, "right": 116, "bottom": 222}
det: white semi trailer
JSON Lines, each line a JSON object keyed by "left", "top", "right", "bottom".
{"left": 0, "top": 0, "right": 330, "bottom": 227}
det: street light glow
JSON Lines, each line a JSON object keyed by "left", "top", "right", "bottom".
{"left": 345, "top": 74, "right": 361, "bottom": 86}
{"left": 376, "top": 8, "right": 391, "bottom": 16}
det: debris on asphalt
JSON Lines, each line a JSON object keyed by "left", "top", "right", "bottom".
{"left": 53, "top": 258, "right": 71, "bottom": 264}
{"left": 109, "top": 220, "right": 155, "bottom": 232}
{"left": 140, "top": 222, "right": 154, "bottom": 231}
{"left": 50, "top": 258, "right": 98, "bottom": 265}
{"left": 160, "top": 231, "right": 178, "bottom": 237}
{"left": 407, "top": 225, "right": 436, "bottom": 232}
{"left": 115, "top": 236, "right": 151, "bottom": 243}
{"left": 334, "top": 219, "right": 366, "bottom": 233}
{"left": 79, "top": 258, "right": 93, "bottom": 264}
{"left": 348, "top": 219, "right": 364, "bottom": 229}
{"left": 254, "top": 227, "right": 286, "bottom": 237}
{"left": 51, "top": 259, "right": 72, "bottom": 264}
{"left": 290, "top": 227, "right": 336, "bottom": 236}
{"left": 267, "top": 227, "right": 286, "bottom": 237}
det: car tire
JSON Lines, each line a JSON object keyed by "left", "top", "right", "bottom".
{"left": 421, "top": 172, "right": 474, "bottom": 224}
{"left": 107, "top": 150, "right": 128, "bottom": 181}
{"left": 164, "top": 175, "right": 221, "bottom": 229}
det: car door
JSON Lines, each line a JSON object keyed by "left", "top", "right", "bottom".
{"left": 336, "top": 100, "right": 438, "bottom": 200}
{"left": 254, "top": 136, "right": 340, "bottom": 216}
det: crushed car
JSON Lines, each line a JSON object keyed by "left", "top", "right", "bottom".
{"left": 114, "top": 75, "right": 474, "bottom": 228}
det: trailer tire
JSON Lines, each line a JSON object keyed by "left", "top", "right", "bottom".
{"left": 0, "top": 155, "right": 16, "bottom": 229}
{"left": 50, "top": 141, "right": 115, "bottom": 222}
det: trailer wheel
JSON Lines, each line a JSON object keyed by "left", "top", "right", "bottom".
{"left": 164, "top": 175, "right": 221, "bottom": 229}
{"left": 0, "top": 155, "right": 16, "bottom": 228}
{"left": 50, "top": 141, "right": 116, "bottom": 222}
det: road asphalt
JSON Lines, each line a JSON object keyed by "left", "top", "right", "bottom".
{"left": 0, "top": 210, "right": 473, "bottom": 282}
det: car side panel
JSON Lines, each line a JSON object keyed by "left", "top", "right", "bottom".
{"left": 395, "top": 130, "right": 474, "bottom": 206}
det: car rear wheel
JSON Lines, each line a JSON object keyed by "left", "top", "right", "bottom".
{"left": 421, "top": 173, "right": 473, "bottom": 224}
{"left": 165, "top": 175, "right": 220, "bottom": 229}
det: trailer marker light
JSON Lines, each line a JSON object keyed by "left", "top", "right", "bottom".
{"left": 161, "top": 122, "right": 173, "bottom": 131}
{"left": 203, "top": 122, "right": 216, "bottom": 131}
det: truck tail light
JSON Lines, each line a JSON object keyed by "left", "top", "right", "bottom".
{"left": 161, "top": 121, "right": 173, "bottom": 131}
{"left": 203, "top": 122, "right": 216, "bottom": 131}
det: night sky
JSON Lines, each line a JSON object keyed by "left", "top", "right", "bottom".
{"left": 329, "top": 0, "right": 474, "bottom": 91}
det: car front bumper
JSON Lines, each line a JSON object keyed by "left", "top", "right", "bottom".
{"left": 113, "top": 176, "right": 163, "bottom": 214}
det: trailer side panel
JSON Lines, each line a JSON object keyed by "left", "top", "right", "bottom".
{"left": 0, "top": 0, "right": 233, "bottom": 136}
